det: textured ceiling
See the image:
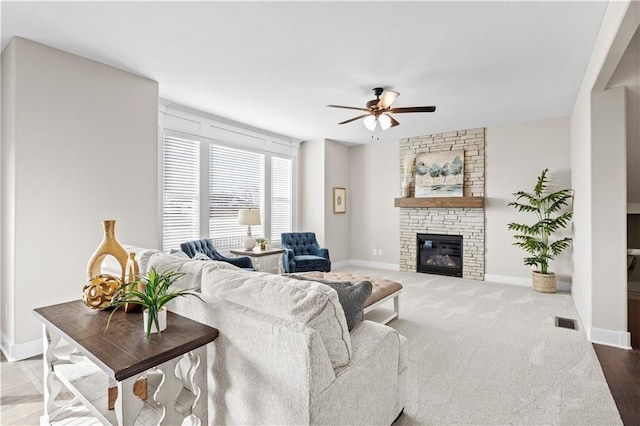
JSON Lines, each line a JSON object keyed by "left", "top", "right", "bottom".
{"left": 2, "top": 1, "right": 607, "bottom": 145}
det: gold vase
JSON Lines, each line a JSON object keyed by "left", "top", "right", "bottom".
{"left": 87, "top": 220, "right": 129, "bottom": 282}
{"left": 123, "top": 253, "right": 143, "bottom": 313}
{"left": 83, "top": 220, "right": 129, "bottom": 310}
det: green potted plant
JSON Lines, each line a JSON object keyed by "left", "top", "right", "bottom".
{"left": 507, "top": 168, "right": 573, "bottom": 293}
{"left": 106, "top": 267, "right": 202, "bottom": 342}
{"left": 255, "top": 237, "right": 268, "bottom": 251}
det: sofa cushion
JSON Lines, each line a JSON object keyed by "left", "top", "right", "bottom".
{"left": 147, "top": 253, "right": 209, "bottom": 291}
{"left": 288, "top": 275, "right": 372, "bottom": 331}
{"left": 202, "top": 268, "right": 352, "bottom": 368}
{"left": 192, "top": 252, "right": 213, "bottom": 261}
{"left": 169, "top": 249, "right": 189, "bottom": 259}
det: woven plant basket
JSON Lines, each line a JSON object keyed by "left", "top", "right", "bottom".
{"left": 532, "top": 271, "right": 556, "bottom": 293}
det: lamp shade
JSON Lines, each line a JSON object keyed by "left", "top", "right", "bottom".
{"left": 238, "top": 209, "right": 261, "bottom": 226}
{"left": 379, "top": 114, "right": 392, "bottom": 130}
{"left": 363, "top": 115, "right": 377, "bottom": 131}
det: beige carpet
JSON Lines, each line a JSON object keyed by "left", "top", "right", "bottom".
{"left": 335, "top": 265, "right": 622, "bottom": 425}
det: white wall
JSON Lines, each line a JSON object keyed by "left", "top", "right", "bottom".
{"left": 607, "top": 31, "right": 640, "bottom": 205}
{"left": 299, "top": 140, "right": 325, "bottom": 245}
{"left": 570, "top": 1, "right": 638, "bottom": 347}
{"left": 1, "top": 40, "right": 17, "bottom": 348}
{"left": 298, "top": 139, "right": 351, "bottom": 262}
{"left": 348, "top": 140, "right": 400, "bottom": 266}
{"left": 324, "top": 140, "right": 350, "bottom": 262}
{"left": 591, "top": 87, "right": 628, "bottom": 335}
{"left": 485, "top": 118, "right": 572, "bottom": 283}
{"left": 1, "top": 38, "right": 159, "bottom": 360}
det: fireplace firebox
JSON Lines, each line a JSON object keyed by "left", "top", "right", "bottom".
{"left": 416, "top": 234, "right": 463, "bottom": 277}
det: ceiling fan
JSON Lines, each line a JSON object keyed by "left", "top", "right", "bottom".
{"left": 327, "top": 87, "right": 436, "bottom": 131}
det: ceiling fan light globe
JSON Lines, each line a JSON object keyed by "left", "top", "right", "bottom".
{"left": 379, "top": 114, "right": 392, "bottom": 130}
{"left": 363, "top": 115, "right": 377, "bottom": 131}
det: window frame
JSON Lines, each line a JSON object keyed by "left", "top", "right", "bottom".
{"left": 160, "top": 129, "right": 294, "bottom": 252}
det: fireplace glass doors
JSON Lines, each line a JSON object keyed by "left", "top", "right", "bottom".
{"left": 416, "top": 234, "right": 463, "bottom": 277}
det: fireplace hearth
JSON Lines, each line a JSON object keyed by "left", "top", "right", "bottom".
{"left": 417, "top": 233, "right": 463, "bottom": 277}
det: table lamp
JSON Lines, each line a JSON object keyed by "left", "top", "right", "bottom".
{"left": 238, "top": 209, "right": 261, "bottom": 250}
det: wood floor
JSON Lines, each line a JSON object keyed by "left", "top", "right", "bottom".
{"left": 593, "top": 344, "right": 640, "bottom": 425}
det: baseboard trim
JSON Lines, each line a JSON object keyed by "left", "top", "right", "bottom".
{"left": 333, "top": 259, "right": 400, "bottom": 271}
{"left": 331, "top": 260, "right": 351, "bottom": 269}
{"left": 590, "top": 327, "right": 631, "bottom": 349}
{"left": 1, "top": 333, "right": 42, "bottom": 361}
{"left": 484, "top": 274, "right": 571, "bottom": 292}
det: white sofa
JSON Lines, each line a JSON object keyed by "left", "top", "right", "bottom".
{"left": 128, "top": 247, "right": 408, "bottom": 425}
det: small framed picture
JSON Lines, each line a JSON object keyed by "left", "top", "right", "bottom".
{"left": 333, "top": 187, "right": 347, "bottom": 214}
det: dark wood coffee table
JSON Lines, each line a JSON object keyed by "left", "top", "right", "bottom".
{"left": 34, "top": 300, "right": 218, "bottom": 425}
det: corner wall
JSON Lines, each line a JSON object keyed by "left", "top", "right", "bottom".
{"left": 299, "top": 139, "right": 350, "bottom": 263}
{"left": 324, "top": 140, "right": 350, "bottom": 262}
{"left": 349, "top": 140, "right": 400, "bottom": 267}
{"left": 485, "top": 117, "right": 572, "bottom": 284}
{"left": 1, "top": 38, "right": 159, "bottom": 360}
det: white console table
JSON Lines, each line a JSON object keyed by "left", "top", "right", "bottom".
{"left": 230, "top": 247, "right": 285, "bottom": 274}
{"left": 33, "top": 300, "right": 218, "bottom": 425}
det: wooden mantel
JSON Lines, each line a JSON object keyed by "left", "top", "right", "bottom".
{"left": 394, "top": 196, "right": 484, "bottom": 208}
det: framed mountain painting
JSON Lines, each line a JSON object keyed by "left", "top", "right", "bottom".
{"left": 414, "top": 150, "right": 464, "bottom": 197}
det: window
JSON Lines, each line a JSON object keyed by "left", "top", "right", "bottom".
{"left": 209, "top": 145, "right": 264, "bottom": 248}
{"left": 162, "top": 136, "right": 200, "bottom": 252}
{"left": 161, "top": 133, "right": 292, "bottom": 252}
{"left": 270, "top": 156, "right": 292, "bottom": 244}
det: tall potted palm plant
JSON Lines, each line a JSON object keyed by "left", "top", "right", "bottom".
{"left": 507, "top": 169, "right": 573, "bottom": 293}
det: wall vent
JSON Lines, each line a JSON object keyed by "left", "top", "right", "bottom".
{"left": 555, "top": 317, "right": 578, "bottom": 330}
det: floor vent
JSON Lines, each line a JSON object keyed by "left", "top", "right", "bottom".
{"left": 555, "top": 317, "right": 578, "bottom": 330}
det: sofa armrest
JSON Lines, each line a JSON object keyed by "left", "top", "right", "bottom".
{"left": 283, "top": 248, "right": 296, "bottom": 273}
{"left": 317, "top": 247, "right": 330, "bottom": 260}
{"left": 219, "top": 254, "right": 253, "bottom": 269}
{"left": 311, "top": 320, "right": 405, "bottom": 425}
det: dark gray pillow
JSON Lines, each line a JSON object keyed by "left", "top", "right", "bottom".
{"left": 288, "top": 275, "right": 372, "bottom": 331}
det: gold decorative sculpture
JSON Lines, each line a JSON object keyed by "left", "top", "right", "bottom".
{"left": 82, "top": 274, "right": 121, "bottom": 309}
{"left": 83, "top": 220, "right": 129, "bottom": 310}
{"left": 123, "top": 253, "right": 142, "bottom": 313}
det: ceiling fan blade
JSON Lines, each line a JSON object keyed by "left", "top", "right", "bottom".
{"left": 378, "top": 90, "right": 399, "bottom": 108}
{"left": 388, "top": 106, "right": 436, "bottom": 113}
{"left": 338, "top": 114, "right": 371, "bottom": 125}
{"left": 327, "top": 104, "right": 368, "bottom": 111}
{"left": 389, "top": 115, "right": 400, "bottom": 127}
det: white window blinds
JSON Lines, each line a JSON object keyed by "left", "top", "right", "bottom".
{"left": 209, "top": 145, "right": 265, "bottom": 248}
{"left": 162, "top": 136, "right": 200, "bottom": 252}
{"left": 270, "top": 156, "right": 292, "bottom": 244}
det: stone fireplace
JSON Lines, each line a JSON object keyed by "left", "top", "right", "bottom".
{"left": 398, "top": 128, "right": 485, "bottom": 280}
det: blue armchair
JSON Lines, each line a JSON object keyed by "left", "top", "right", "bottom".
{"left": 281, "top": 232, "right": 331, "bottom": 273}
{"left": 180, "top": 239, "right": 254, "bottom": 271}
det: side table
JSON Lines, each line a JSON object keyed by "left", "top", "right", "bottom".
{"left": 33, "top": 300, "right": 218, "bottom": 425}
{"left": 230, "top": 247, "right": 285, "bottom": 274}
